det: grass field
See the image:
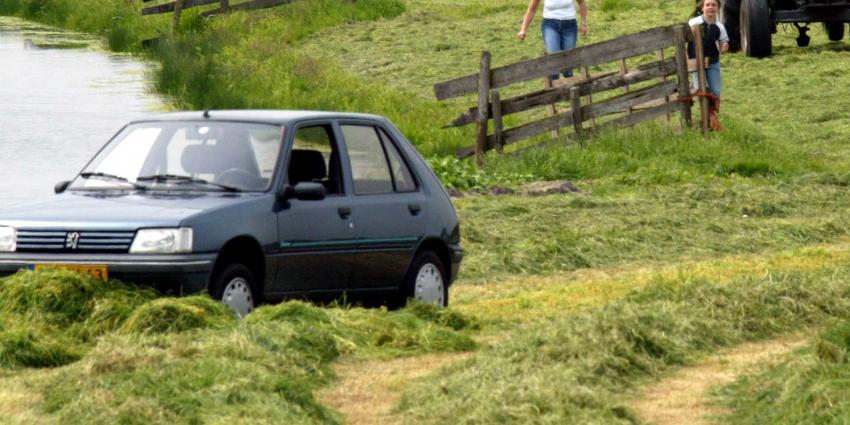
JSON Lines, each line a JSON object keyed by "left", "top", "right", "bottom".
{"left": 3, "top": 0, "right": 850, "bottom": 423}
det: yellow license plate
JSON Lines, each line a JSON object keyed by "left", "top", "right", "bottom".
{"left": 34, "top": 264, "right": 108, "bottom": 281}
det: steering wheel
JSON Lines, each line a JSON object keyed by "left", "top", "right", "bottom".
{"left": 216, "top": 168, "right": 261, "bottom": 189}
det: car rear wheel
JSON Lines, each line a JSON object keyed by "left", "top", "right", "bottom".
{"left": 741, "top": 0, "right": 772, "bottom": 57}
{"left": 211, "top": 263, "right": 256, "bottom": 318}
{"left": 722, "top": 0, "right": 742, "bottom": 52}
{"left": 402, "top": 250, "right": 448, "bottom": 308}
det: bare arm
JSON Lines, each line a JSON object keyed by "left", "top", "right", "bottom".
{"left": 718, "top": 23, "right": 730, "bottom": 54}
{"left": 578, "top": 0, "right": 588, "bottom": 35}
{"left": 518, "top": 0, "right": 541, "bottom": 41}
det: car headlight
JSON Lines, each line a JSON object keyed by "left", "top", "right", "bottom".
{"left": 130, "top": 228, "right": 192, "bottom": 254}
{"left": 0, "top": 226, "right": 16, "bottom": 252}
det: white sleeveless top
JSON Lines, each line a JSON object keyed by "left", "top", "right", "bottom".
{"left": 543, "top": 0, "right": 576, "bottom": 20}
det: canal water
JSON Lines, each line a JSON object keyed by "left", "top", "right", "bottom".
{"left": 0, "top": 17, "right": 165, "bottom": 207}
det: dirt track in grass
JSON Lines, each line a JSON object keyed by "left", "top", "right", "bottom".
{"left": 630, "top": 333, "right": 810, "bottom": 425}
{"left": 318, "top": 352, "right": 473, "bottom": 425}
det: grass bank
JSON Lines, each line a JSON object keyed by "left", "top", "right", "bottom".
{"left": 4, "top": 0, "right": 848, "bottom": 171}
{"left": 0, "top": 0, "right": 477, "bottom": 156}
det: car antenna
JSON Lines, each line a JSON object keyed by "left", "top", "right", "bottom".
{"left": 203, "top": 110, "right": 210, "bottom": 119}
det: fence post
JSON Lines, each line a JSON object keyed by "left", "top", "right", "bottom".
{"left": 475, "top": 51, "right": 491, "bottom": 166}
{"left": 673, "top": 25, "right": 693, "bottom": 130}
{"left": 582, "top": 67, "right": 595, "bottom": 127}
{"left": 491, "top": 89, "right": 504, "bottom": 153}
{"left": 220, "top": 0, "right": 230, "bottom": 13}
{"left": 570, "top": 86, "right": 584, "bottom": 143}
{"left": 618, "top": 59, "right": 632, "bottom": 115}
{"left": 543, "top": 64, "right": 560, "bottom": 140}
{"left": 657, "top": 49, "right": 672, "bottom": 126}
{"left": 172, "top": 0, "right": 184, "bottom": 33}
{"left": 691, "top": 25, "right": 709, "bottom": 134}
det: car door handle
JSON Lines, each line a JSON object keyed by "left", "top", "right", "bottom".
{"left": 338, "top": 207, "right": 352, "bottom": 219}
{"left": 408, "top": 204, "right": 422, "bottom": 216}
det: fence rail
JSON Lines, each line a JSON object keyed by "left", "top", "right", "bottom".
{"left": 433, "top": 24, "right": 702, "bottom": 163}
{"left": 141, "top": 0, "right": 294, "bottom": 31}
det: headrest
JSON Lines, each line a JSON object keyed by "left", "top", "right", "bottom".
{"left": 288, "top": 149, "right": 327, "bottom": 184}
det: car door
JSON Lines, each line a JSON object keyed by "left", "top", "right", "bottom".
{"left": 339, "top": 122, "right": 424, "bottom": 290}
{"left": 273, "top": 122, "right": 357, "bottom": 294}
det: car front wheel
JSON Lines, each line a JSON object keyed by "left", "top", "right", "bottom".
{"left": 211, "top": 263, "right": 256, "bottom": 318}
{"left": 403, "top": 251, "right": 448, "bottom": 307}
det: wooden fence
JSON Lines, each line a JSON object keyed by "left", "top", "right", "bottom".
{"left": 433, "top": 24, "right": 702, "bottom": 163}
{"left": 142, "top": 0, "right": 293, "bottom": 32}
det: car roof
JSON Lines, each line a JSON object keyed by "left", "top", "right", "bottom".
{"left": 129, "top": 110, "right": 387, "bottom": 126}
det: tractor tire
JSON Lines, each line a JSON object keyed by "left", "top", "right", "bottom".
{"left": 723, "top": 0, "right": 742, "bottom": 52}
{"left": 740, "top": 0, "right": 772, "bottom": 57}
{"left": 825, "top": 22, "right": 846, "bottom": 42}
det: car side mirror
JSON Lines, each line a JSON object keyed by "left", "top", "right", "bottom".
{"left": 283, "top": 182, "right": 326, "bottom": 201}
{"left": 54, "top": 180, "right": 71, "bottom": 194}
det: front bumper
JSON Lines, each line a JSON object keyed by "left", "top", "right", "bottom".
{"left": 0, "top": 252, "right": 217, "bottom": 293}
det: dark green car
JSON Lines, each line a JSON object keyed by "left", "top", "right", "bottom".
{"left": 0, "top": 110, "right": 462, "bottom": 317}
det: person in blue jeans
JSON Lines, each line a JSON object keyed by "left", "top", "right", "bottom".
{"left": 687, "top": 0, "right": 728, "bottom": 130}
{"left": 518, "top": 0, "right": 588, "bottom": 80}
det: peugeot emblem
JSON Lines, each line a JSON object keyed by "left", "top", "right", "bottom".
{"left": 65, "top": 232, "right": 80, "bottom": 250}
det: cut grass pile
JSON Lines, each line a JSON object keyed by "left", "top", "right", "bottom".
{"left": 719, "top": 321, "right": 850, "bottom": 424}
{"left": 0, "top": 269, "right": 156, "bottom": 368}
{"left": 0, "top": 270, "right": 476, "bottom": 423}
{"left": 397, "top": 265, "right": 850, "bottom": 424}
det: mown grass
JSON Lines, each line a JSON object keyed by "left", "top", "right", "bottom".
{"left": 397, "top": 265, "right": 850, "bottom": 424}
{"left": 456, "top": 177, "right": 850, "bottom": 282}
{"left": 0, "top": 270, "right": 476, "bottom": 423}
{"left": 453, "top": 240, "right": 850, "bottom": 327}
{"left": 0, "top": 269, "right": 156, "bottom": 368}
{"left": 718, "top": 320, "right": 850, "bottom": 424}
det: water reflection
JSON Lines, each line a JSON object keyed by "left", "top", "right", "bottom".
{"left": 0, "top": 17, "right": 165, "bottom": 208}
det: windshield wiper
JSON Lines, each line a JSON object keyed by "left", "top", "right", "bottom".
{"left": 79, "top": 172, "right": 147, "bottom": 190}
{"left": 136, "top": 174, "right": 240, "bottom": 192}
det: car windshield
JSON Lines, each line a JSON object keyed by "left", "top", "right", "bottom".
{"left": 70, "top": 121, "right": 284, "bottom": 192}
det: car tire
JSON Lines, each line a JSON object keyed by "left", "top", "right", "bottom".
{"left": 722, "top": 0, "right": 742, "bottom": 52}
{"left": 740, "top": 0, "right": 772, "bottom": 57}
{"left": 401, "top": 250, "right": 448, "bottom": 308}
{"left": 210, "top": 263, "right": 257, "bottom": 318}
{"left": 825, "top": 22, "right": 845, "bottom": 42}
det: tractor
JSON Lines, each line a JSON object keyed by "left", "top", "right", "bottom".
{"left": 720, "top": 0, "right": 850, "bottom": 57}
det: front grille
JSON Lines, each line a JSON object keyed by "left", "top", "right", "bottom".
{"left": 16, "top": 230, "right": 135, "bottom": 253}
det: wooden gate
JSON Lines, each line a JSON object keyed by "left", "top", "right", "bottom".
{"left": 434, "top": 24, "right": 703, "bottom": 163}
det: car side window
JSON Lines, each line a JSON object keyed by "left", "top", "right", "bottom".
{"left": 379, "top": 129, "right": 417, "bottom": 193}
{"left": 342, "top": 125, "right": 395, "bottom": 195}
{"left": 289, "top": 125, "right": 343, "bottom": 196}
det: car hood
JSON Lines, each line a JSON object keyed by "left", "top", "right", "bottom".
{"left": 0, "top": 191, "right": 264, "bottom": 230}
